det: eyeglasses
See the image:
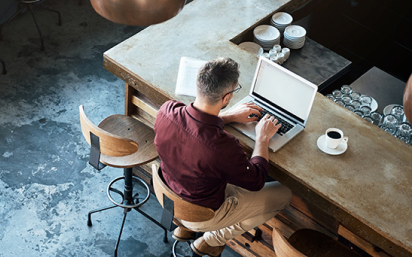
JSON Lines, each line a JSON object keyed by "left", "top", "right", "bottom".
{"left": 222, "top": 84, "right": 242, "bottom": 100}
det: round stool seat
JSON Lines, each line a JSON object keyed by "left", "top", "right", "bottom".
{"left": 98, "top": 114, "right": 158, "bottom": 168}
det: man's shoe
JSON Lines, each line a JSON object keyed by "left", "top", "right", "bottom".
{"left": 172, "top": 227, "right": 196, "bottom": 242}
{"left": 191, "top": 237, "right": 225, "bottom": 257}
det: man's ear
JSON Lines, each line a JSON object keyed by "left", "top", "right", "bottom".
{"left": 222, "top": 93, "right": 233, "bottom": 105}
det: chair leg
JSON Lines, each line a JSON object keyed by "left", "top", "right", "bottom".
{"left": 27, "top": 4, "right": 45, "bottom": 51}
{"left": 114, "top": 208, "right": 130, "bottom": 257}
{"left": 37, "top": 3, "right": 62, "bottom": 26}
{"left": 0, "top": 5, "right": 25, "bottom": 41}
{"left": 134, "top": 207, "right": 169, "bottom": 243}
{"left": 87, "top": 204, "right": 119, "bottom": 226}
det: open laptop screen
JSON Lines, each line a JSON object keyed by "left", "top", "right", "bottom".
{"left": 251, "top": 58, "right": 317, "bottom": 124}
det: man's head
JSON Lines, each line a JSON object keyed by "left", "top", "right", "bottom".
{"left": 196, "top": 57, "right": 240, "bottom": 107}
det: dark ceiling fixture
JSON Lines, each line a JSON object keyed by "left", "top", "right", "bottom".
{"left": 89, "top": 0, "right": 187, "bottom": 26}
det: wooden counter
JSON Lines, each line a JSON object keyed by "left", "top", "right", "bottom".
{"left": 103, "top": 0, "right": 412, "bottom": 256}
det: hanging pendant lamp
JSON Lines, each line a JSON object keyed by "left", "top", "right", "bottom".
{"left": 90, "top": 0, "right": 186, "bottom": 26}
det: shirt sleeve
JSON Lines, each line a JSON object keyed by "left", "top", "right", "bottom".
{"left": 219, "top": 140, "right": 268, "bottom": 191}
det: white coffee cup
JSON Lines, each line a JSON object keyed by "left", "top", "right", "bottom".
{"left": 281, "top": 47, "right": 290, "bottom": 60}
{"left": 277, "top": 53, "right": 285, "bottom": 64}
{"left": 325, "top": 128, "right": 348, "bottom": 149}
{"left": 273, "top": 44, "right": 282, "bottom": 53}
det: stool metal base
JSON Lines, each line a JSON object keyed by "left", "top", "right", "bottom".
{"left": 87, "top": 168, "right": 168, "bottom": 257}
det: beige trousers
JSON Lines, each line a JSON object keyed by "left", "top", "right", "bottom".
{"left": 180, "top": 181, "right": 292, "bottom": 246}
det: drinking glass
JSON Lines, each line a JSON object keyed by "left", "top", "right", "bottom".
{"left": 345, "top": 104, "right": 355, "bottom": 112}
{"left": 341, "top": 94, "right": 352, "bottom": 105}
{"left": 334, "top": 99, "right": 345, "bottom": 107}
{"left": 341, "top": 85, "right": 352, "bottom": 94}
{"left": 332, "top": 89, "right": 342, "bottom": 99}
{"left": 350, "top": 100, "right": 361, "bottom": 110}
{"left": 396, "top": 123, "right": 412, "bottom": 143}
{"left": 354, "top": 110, "right": 363, "bottom": 117}
{"left": 380, "top": 114, "right": 398, "bottom": 135}
{"left": 350, "top": 91, "right": 361, "bottom": 101}
{"left": 390, "top": 105, "right": 404, "bottom": 123}
{"left": 360, "top": 105, "right": 372, "bottom": 116}
{"left": 370, "top": 111, "right": 383, "bottom": 126}
{"left": 363, "top": 115, "right": 373, "bottom": 123}
{"left": 325, "top": 94, "right": 335, "bottom": 101}
{"left": 360, "top": 95, "right": 372, "bottom": 107}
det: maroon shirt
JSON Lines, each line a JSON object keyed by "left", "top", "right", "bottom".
{"left": 154, "top": 100, "right": 269, "bottom": 210}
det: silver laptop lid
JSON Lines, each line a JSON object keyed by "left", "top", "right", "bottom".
{"left": 250, "top": 56, "right": 318, "bottom": 126}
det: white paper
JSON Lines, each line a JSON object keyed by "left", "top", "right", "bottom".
{"left": 175, "top": 57, "right": 207, "bottom": 97}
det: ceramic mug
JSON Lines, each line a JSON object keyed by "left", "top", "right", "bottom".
{"left": 325, "top": 128, "right": 348, "bottom": 149}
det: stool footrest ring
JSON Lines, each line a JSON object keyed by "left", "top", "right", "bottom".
{"left": 106, "top": 175, "right": 150, "bottom": 209}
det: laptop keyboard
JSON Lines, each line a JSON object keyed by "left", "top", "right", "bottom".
{"left": 249, "top": 102, "right": 294, "bottom": 135}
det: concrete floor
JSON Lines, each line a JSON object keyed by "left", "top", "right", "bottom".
{"left": 0, "top": 1, "right": 240, "bottom": 256}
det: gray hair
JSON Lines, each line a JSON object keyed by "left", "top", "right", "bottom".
{"left": 196, "top": 57, "right": 240, "bottom": 105}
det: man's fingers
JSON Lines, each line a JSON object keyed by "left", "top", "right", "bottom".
{"left": 249, "top": 108, "right": 262, "bottom": 117}
{"left": 249, "top": 115, "right": 259, "bottom": 122}
{"left": 245, "top": 103, "right": 264, "bottom": 112}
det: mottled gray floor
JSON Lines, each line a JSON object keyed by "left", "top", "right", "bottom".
{"left": 0, "top": 1, "right": 240, "bottom": 256}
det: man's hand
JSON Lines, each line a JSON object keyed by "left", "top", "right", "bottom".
{"left": 253, "top": 114, "right": 282, "bottom": 160}
{"left": 255, "top": 114, "right": 282, "bottom": 142}
{"left": 219, "top": 103, "right": 263, "bottom": 124}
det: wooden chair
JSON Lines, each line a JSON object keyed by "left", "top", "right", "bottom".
{"left": 272, "top": 228, "right": 362, "bottom": 257}
{"left": 79, "top": 105, "right": 167, "bottom": 257}
{"left": 151, "top": 164, "right": 217, "bottom": 257}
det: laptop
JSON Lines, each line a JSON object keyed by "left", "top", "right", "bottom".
{"left": 228, "top": 56, "right": 318, "bottom": 152}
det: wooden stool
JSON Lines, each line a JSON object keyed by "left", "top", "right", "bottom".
{"left": 272, "top": 228, "right": 362, "bottom": 257}
{"left": 79, "top": 105, "right": 167, "bottom": 257}
{"left": 151, "top": 164, "right": 221, "bottom": 257}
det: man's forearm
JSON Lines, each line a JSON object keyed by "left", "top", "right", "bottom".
{"left": 252, "top": 137, "right": 269, "bottom": 161}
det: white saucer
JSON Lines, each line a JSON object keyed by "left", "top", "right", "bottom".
{"left": 253, "top": 25, "right": 280, "bottom": 41}
{"left": 239, "top": 42, "right": 264, "bottom": 56}
{"left": 271, "top": 12, "right": 293, "bottom": 25}
{"left": 284, "top": 25, "right": 306, "bottom": 38}
{"left": 317, "top": 135, "right": 348, "bottom": 155}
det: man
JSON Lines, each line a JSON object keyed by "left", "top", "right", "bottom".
{"left": 154, "top": 57, "right": 292, "bottom": 256}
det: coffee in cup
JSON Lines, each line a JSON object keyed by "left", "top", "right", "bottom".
{"left": 325, "top": 128, "right": 348, "bottom": 149}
